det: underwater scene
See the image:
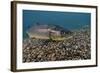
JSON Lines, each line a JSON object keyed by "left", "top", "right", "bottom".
{"left": 23, "top": 10, "right": 91, "bottom": 63}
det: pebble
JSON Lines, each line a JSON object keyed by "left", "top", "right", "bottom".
{"left": 23, "top": 29, "right": 91, "bottom": 62}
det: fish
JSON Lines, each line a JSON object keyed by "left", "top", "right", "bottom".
{"left": 26, "top": 23, "right": 72, "bottom": 41}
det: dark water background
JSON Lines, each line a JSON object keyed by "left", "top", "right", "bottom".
{"left": 23, "top": 10, "right": 91, "bottom": 38}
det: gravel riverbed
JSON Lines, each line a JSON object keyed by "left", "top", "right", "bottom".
{"left": 23, "top": 29, "right": 91, "bottom": 63}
